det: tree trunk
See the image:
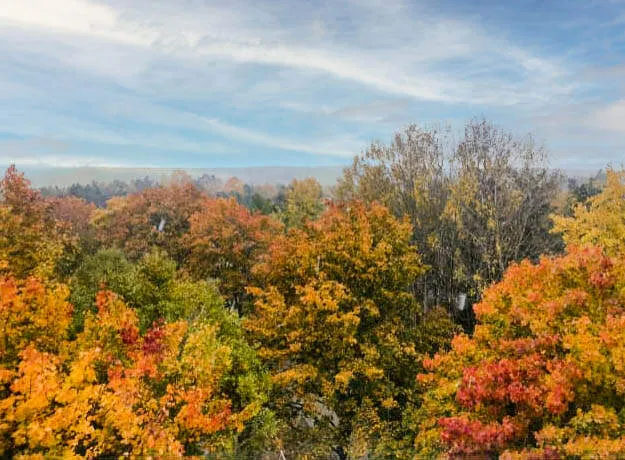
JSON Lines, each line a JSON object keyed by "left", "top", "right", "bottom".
{"left": 333, "top": 445, "right": 348, "bottom": 460}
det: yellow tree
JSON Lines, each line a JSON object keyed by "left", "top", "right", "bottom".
{"left": 553, "top": 168, "right": 625, "bottom": 255}
{"left": 278, "top": 177, "right": 325, "bottom": 229}
{"left": 245, "top": 201, "right": 457, "bottom": 458}
{"left": 0, "top": 275, "right": 72, "bottom": 370}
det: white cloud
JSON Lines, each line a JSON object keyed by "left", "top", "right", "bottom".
{"left": 0, "top": 0, "right": 151, "bottom": 45}
{"left": 0, "top": 0, "right": 574, "bottom": 106}
{"left": 2, "top": 0, "right": 611, "bottom": 168}
{"left": 587, "top": 99, "right": 625, "bottom": 133}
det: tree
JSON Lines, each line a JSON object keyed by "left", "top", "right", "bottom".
{"left": 41, "top": 177, "right": 159, "bottom": 206}
{"left": 412, "top": 246, "right": 625, "bottom": 457}
{"left": 92, "top": 178, "right": 208, "bottom": 262}
{"left": 562, "top": 172, "right": 604, "bottom": 216}
{"left": 278, "top": 177, "right": 325, "bottom": 229}
{"left": 553, "top": 168, "right": 625, "bottom": 256}
{"left": 0, "top": 272, "right": 273, "bottom": 457}
{"left": 336, "top": 124, "right": 456, "bottom": 315}
{"left": 245, "top": 201, "right": 457, "bottom": 458}
{"left": 195, "top": 173, "right": 223, "bottom": 196}
{"left": 234, "top": 184, "right": 277, "bottom": 215}
{"left": 183, "top": 198, "right": 282, "bottom": 311}
{"left": 0, "top": 166, "right": 66, "bottom": 278}
{"left": 448, "top": 119, "right": 563, "bottom": 302}
{"left": 223, "top": 177, "right": 245, "bottom": 195}
{"left": 335, "top": 120, "right": 563, "bottom": 328}
{"left": 70, "top": 248, "right": 256, "bottom": 333}
{"left": 47, "top": 196, "right": 96, "bottom": 236}
{"left": 0, "top": 275, "right": 72, "bottom": 369}
{"left": 69, "top": 248, "right": 167, "bottom": 333}
{"left": 46, "top": 195, "right": 98, "bottom": 276}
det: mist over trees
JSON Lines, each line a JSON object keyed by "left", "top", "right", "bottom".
{"left": 0, "top": 118, "right": 622, "bottom": 458}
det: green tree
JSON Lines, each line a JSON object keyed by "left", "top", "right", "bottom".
{"left": 278, "top": 177, "right": 325, "bottom": 229}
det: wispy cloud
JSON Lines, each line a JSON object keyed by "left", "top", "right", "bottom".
{"left": 0, "top": 0, "right": 623, "bottom": 169}
{"left": 201, "top": 117, "right": 361, "bottom": 157}
{"left": 281, "top": 99, "right": 412, "bottom": 123}
{"left": 0, "top": 0, "right": 575, "bottom": 105}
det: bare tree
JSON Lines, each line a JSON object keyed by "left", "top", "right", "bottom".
{"left": 335, "top": 119, "right": 563, "bottom": 329}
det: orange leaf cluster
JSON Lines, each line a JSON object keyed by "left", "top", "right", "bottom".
{"left": 414, "top": 246, "right": 625, "bottom": 457}
{"left": 0, "top": 276, "right": 245, "bottom": 457}
{"left": 184, "top": 197, "right": 281, "bottom": 307}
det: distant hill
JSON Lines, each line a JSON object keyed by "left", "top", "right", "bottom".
{"left": 17, "top": 165, "right": 347, "bottom": 188}
{"left": 10, "top": 164, "right": 602, "bottom": 189}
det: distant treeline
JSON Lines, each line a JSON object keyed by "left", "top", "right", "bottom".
{"left": 39, "top": 172, "right": 329, "bottom": 216}
{"left": 39, "top": 164, "right": 604, "bottom": 217}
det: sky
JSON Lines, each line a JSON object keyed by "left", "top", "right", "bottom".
{"left": 0, "top": 0, "right": 624, "bottom": 170}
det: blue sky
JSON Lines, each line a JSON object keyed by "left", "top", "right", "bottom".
{"left": 0, "top": 0, "right": 624, "bottom": 170}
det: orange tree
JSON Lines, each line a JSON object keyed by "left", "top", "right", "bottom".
{"left": 183, "top": 197, "right": 282, "bottom": 311}
{"left": 92, "top": 175, "right": 209, "bottom": 262}
{"left": 0, "top": 166, "right": 68, "bottom": 279}
{"left": 412, "top": 246, "right": 625, "bottom": 457}
{"left": 0, "top": 273, "right": 273, "bottom": 456}
{"left": 244, "top": 201, "right": 457, "bottom": 458}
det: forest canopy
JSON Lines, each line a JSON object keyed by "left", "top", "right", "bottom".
{"left": 0, "top": 119, "right": 619, "bottom": 458}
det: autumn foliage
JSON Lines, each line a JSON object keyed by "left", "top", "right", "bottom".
{"left": 3, "top": 158, "right": 625, "bottom": 458}
{"left": 0, "top": 166, "right": 66, "bottom": 278}
{"left": 0, "top": 277, "right": 265, "bottom": 457}
{"left": 414, "top": 246, "right": 625, "bottom": 457}
{"left": 245, "top": 201, "right": 458, "bottom": 456}
{"left": 184, "top": 197, "right": 282, "bottom": 309}
{"left": 93, "top": 176, "right": 209, "bottom": 262}
{"left": 553, "top": 168, "right": 625, "bottom": 255}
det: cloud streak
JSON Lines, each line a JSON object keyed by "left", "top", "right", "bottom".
{"left": 201, "top": 117, "right": 361, "bottom": 157}
{"left": 0, "top": 0, "right": 575, "bottom": 105}
{"left": 0, "top": 0, "right": 623, "bottom": 169}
